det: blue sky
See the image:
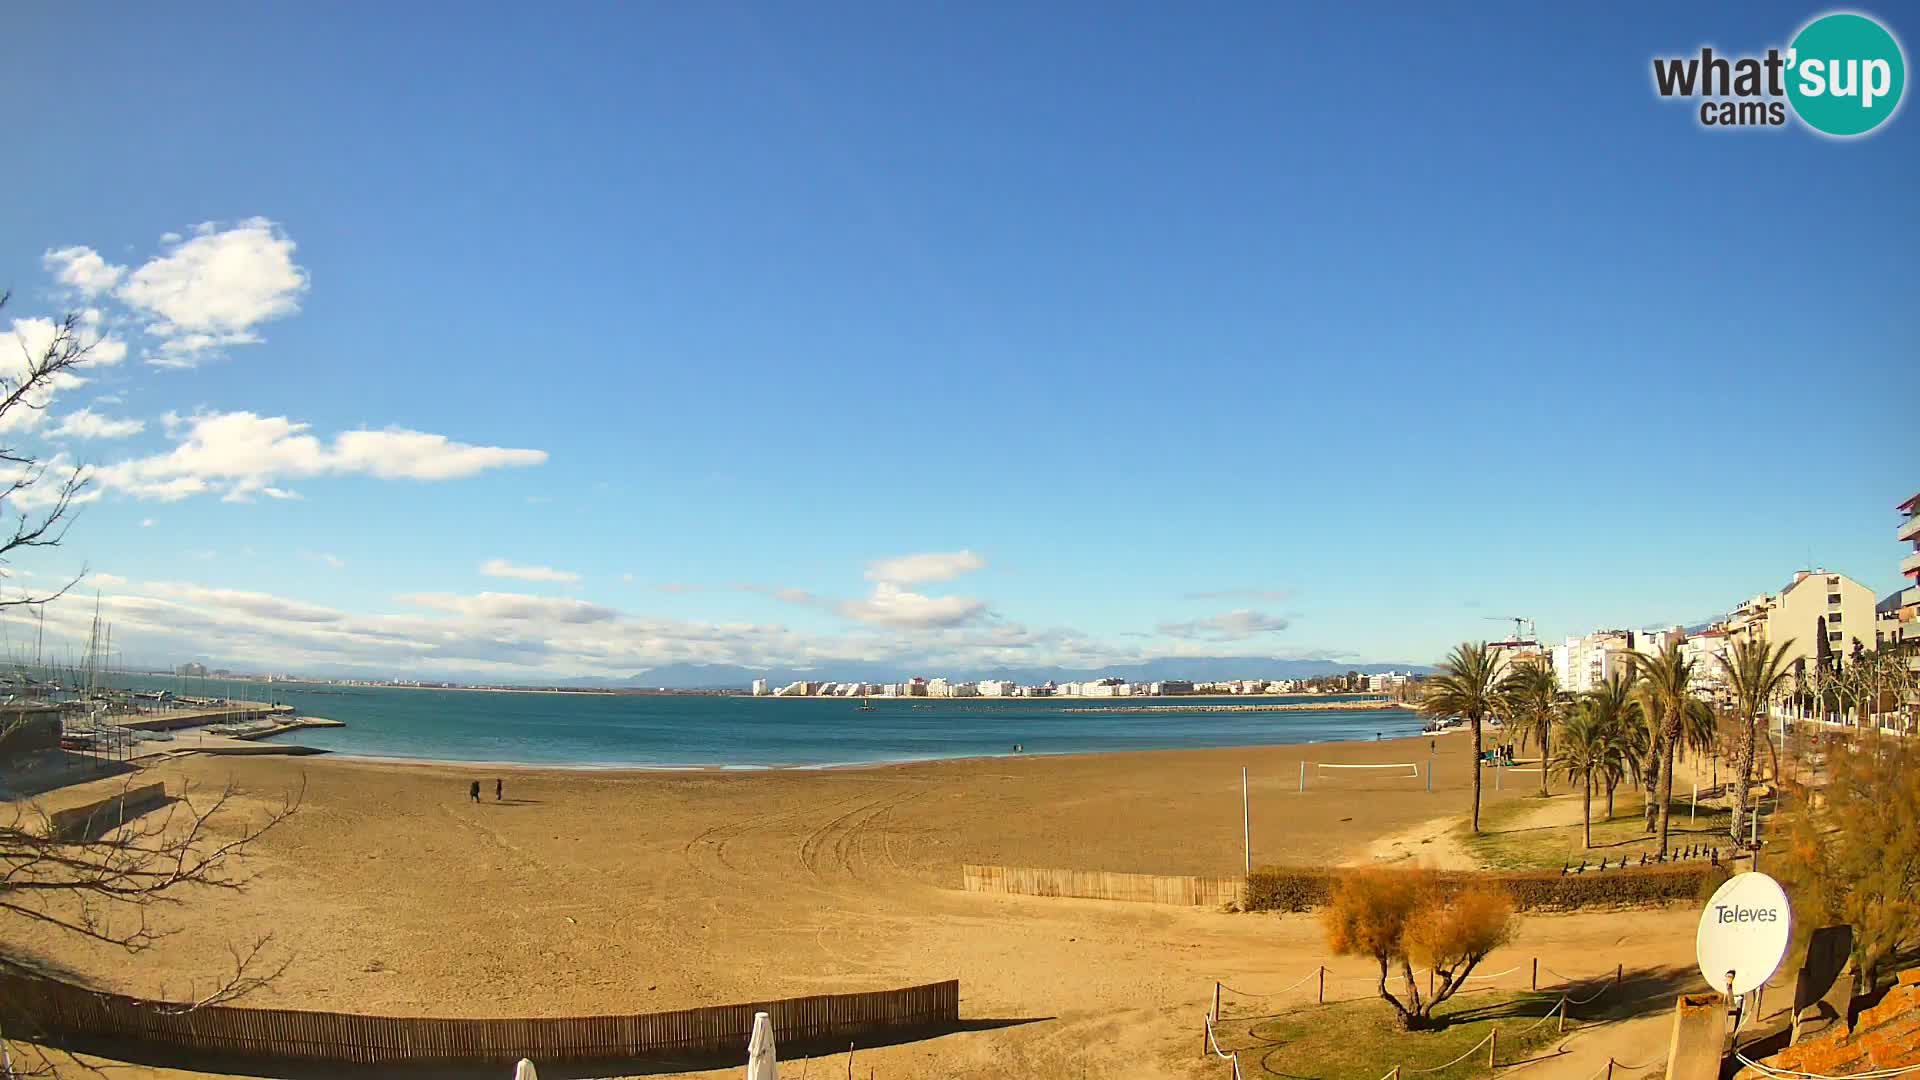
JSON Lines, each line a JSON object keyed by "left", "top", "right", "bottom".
{"left": 0, "top": 3, "right": 1913, "bottom": 679}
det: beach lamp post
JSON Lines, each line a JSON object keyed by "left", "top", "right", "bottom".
{"left": 747, "top": 1010, "right": 778, "bottom": 1079}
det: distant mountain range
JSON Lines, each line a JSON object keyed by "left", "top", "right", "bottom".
{"left": 612, "top": 657, "right": 1434, "bottom": 690}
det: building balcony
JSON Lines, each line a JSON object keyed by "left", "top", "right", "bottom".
{"left": 1901, "top": 514, "right": 1920, "bottom": 543}
{"left": 1904, "top": 549, "right": 1920, "bottom": 578}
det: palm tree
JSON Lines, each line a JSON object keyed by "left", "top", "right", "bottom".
{"left": 1551, "top": 705, "right": 1614, "bottom": 849}
{"left": 1631, "top": 640, "right": 1715, "bottom": 856}
{"left": 1716, "top": 636, "right": 1796, "bottom": 848}
{"left": 1499, "top": 657, "right": 1563, "bottom": 798}
{"left": 1580, "top": 672, "right": 1643, "bottom": 819}
{"left": 1422, "top": 642, "right": 1503, "bottom": 833}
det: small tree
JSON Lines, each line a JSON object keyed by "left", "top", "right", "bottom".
{"left": 1323, "top": 869, "right": 1516, "bottom": 1030}
{"left": 1717, "top": 636, "right": 1796, "bottom": 848}
{"left": 0, "top": 292, "right": 302, "bottom": 1075}
{"left": 1776, "top": 732, "right": 1920, "bottom": 993}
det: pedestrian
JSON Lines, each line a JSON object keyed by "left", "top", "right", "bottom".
{"left": 495, "top": 778, "right": 503, "bottom": 801}
{"left": 469, "top": 780, "right": 480, "bottom": 803}
{"left": 1430, "top": 738, "right": 1436, "bottom": 755}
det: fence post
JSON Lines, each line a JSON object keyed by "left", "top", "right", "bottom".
{"left": 1605, "top": 1059, "right": 1613, "bottom": 1080}
{"left": 1300, "top": 760, "right": 1306, "bottom": 793}
{"left": 1212, "top": 982, "right": 1221, "bottom": 1022}
{"left": 1531, "top": 958, "right": 1537, "bottom": 991}
{"left": 1488, "top": 1027, "right": 1498, "bottom": 1069}
{"left": 1318, "top": 966, "right": 1325, "bottom": 1005}
{"left": 1557, "top": 998, "right": 1565, "bottom": 1034}
{"left": 1615, "top": 963, "right": 1622, "bottom": 988}
{"left": 1201, "top": 1013, "right": 1209, "bottom": 1059}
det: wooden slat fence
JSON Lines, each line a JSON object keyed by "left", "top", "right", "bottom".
{"left": 963, "top": 863, "right": 1245, "bottom": 907}
{"left": 0, "top": 971, "right": 958, "bottom": 1066}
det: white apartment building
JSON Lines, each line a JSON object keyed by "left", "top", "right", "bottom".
{"left": 977, "top": 680, "right": 1011, "bottom": 697}
{"left": 750, "top": 678, "right": 768, "bottom": 696}
{"left": 1680, "top": 629, "right": 1733, "bottom": 702}
{"left": 1548, "top": 632, "right": 1636, "bottom": 694}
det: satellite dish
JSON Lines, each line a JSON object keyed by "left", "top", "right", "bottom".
{"left": 1696, "top": 871, "right": 1792, "bottom": 997}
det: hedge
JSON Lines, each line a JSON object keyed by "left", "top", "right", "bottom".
{"left": 1244, "top": 861, "right": 1728, "bottom": 913}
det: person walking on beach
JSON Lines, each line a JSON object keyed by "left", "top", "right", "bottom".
{"left": 495, "top": 778, "right": 503, "bottom": 801}
{"left": 469, "top": 780, "right": 480, "bottom": 803}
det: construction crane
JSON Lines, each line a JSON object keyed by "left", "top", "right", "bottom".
{"left": 1483, "top": 616, "right": 1537, "bottom": 642}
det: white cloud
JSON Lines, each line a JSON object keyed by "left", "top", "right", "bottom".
{"left": 621, "top": 573, "right": 635, "bottom": 583}
{"left": 52, "top": 407, "right": 145, "bottom": 440}
{"left": 1184, "top": 588, "right": 1292, "bottom": 603}
{"left": 398, "top": 591, "right": 616, "bottom": 624}
{"left": 864, "top": 550, "right": 986, "bottom": 585}
{"left": 840, "top": 582, "right": 985, "bottom": 628}
{"left": 481, "top": 558, "right": 580, "bottom": 584}
{"left": 43, "top": 246, "right": 127, "bottom": 296}
{"left": 3, "top": 318, "right": 128, "bottom": 432}
{"left": 315, "top": 553, "right": 345, "bottom": 569}
{"left": 1157, "top": 610, "right": 1292, "bottom": 641}
{"left": 89, "top": 572, "right": 128, "bottom": 587}
{"left": 90, "top": 410, "right": 545, "bottom": 502}
{"left": 139, "top": 518, "right": 155, "bottom": 528}
{"left": 115, "top": 218, "right": 308, "bottom": 368}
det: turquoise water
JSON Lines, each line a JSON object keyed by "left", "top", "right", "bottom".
{"left": 113, "top": 677, "right": 1419, "bottom": 767}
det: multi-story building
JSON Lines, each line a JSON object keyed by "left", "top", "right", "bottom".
{"left": 1680, "top": 628, "right": 1733, "bottom": 703}
{"left": 976, "top": 680, "right": 1011, "bottom": 697}
{"left": 1722, "top": 569, "right": 1878, "bottom": 670}
{"left": 1895, "top": 492, "right": 1920, "bottom": 705}
{"left": 750, "top": 678, "right": 768, "bottom": 696}
{"left": 1548, "top": 632, "right": 1636, "bottom": 694}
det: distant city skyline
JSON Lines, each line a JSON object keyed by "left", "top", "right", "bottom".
{"left": 1, "top": 3, "right": 1911, "bottom": 679}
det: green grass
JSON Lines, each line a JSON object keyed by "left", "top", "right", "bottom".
{"left": 1211, "top": 989, "right": 1572, "bottom": 1080}
{"left": 1460, "top": 789, "right": 1747, "bottom": 871}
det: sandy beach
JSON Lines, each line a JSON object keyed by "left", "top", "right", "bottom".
{"left": 5, "top": 733, "right": 1713, "bottom": 1079}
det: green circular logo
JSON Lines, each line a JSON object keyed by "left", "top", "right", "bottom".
{"left": 1787, "top": 12, "right": 1906, "bottom": 136}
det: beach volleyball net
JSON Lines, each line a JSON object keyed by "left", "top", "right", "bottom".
{"left": 1300, "top": 762, "right": 1423, "bottom": 791}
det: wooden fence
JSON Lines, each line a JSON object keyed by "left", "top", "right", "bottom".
{"left": 963, "top": 863, "right": 1245, "bottom": 907}
{"left": 48, "top": 782, "right": 169, "bottom": 841}
{"left": 0, "top": 971, "right": 959, "bottom": 1067}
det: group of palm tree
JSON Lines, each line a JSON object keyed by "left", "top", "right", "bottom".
{"left": 1422, "top": 635, "right": 1801, "bottom": 854}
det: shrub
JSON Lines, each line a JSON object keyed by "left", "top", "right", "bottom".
{"left": 1324, "top": 868, "right": 1516, "bottom": 1030}
{"left": 1246, "top": 862, "right": 1712, "bottom": 913}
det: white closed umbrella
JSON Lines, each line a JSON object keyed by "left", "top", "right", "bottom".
{"left": 514, "top": 1059, "right": 538, "bottom": 1080}
{"left": 746, "top": 1010, "right": 778, "bottom": 1080}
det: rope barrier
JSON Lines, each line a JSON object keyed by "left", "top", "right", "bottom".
{"left": 1737, "top": 1051, "right": 1920, "bottom": 1079}
{"left": 1463, "top": 964, "right": 1524, "bottom": 981}
{"left": 1405, "top": 1031, "right": 1494, "bottom": 1074}
{"left": 1565, "top": 982, "right": 1612, "bottom": 1006}
{"left": 1216, "top": 968, "right": 1326, "bottom": 1000}
{"left": 1541, "top": 964, "right": 1618, "bottom": 985}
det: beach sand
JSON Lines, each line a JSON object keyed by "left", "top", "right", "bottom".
{"left": 3, "top": 732, "right": 1711, "bottom": 1079}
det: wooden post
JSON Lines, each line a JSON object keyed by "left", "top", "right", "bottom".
{"left": 1615, "top": 963, "right": 1622, "bottom": 987}
{"left": 1557, "top": 999, "right": 1566, "bottom": 1034}
{"left": 1488, "top": 1027, "right": 1498, "bottom": 1069}
{"left": 1605, "top": 1059, "right": 1614, "bottom": 1080}
{"left": 1212, "top": 982, "right": 1221, "bottom": 1022}
{"left": 1691, "top": 779, "right": 1697, "bottom": 823}
{"left": 1299, "top": 760, "right": 1306, "bottom": 793}
{"left": 1242, "top": 767, "right": 1251, "bottom": 875}
{"left": 1531, "top": 957, "right": 1538, "bottom": 991}
{"left": 1317, "top": 966, "right": 1325, "bottom": 1005}
{"left": 1201, "top": 1013, "right": 1210, "bottom": 1059}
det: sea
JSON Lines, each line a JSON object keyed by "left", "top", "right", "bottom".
{"left": 109, "top": 676, "right": 1423, "bottom": 768}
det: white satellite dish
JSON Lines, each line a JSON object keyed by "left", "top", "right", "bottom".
{"left": 1696, "top": 871, "right": 1792, "bottom": 997}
